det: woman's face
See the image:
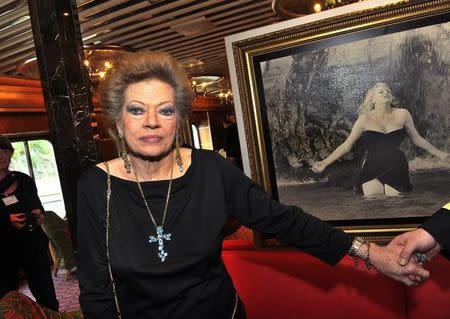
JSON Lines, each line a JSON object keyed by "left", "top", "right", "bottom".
{"left": 119, "top": 79, "right": 178, "bottom": 159}
{"left": 0, "top": 149, "right": 12, "bottom": 171}
{"left": 372, "top": 84, "right": 392, "bottom": 105}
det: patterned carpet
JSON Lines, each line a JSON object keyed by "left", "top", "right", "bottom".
{"left": 19, "top": 269, "right": 80, "bottom": 313}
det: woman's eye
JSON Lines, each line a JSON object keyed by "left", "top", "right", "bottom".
{"left": 159, "top": 108, "right": 175, "bottom": 117}
{"left": 127, "top": 106, "right": 144, "bottom": 116}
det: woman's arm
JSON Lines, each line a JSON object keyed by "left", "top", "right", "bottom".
{"left": 312, "top": 117, "right": 366, "bottom": 173}
{"left": 19, "top": 173, "right": 45, "bottom": 226}
{"left": 219, "top": 155, "right": 428, "bottom": 285}
{"left": 219, "top": 153, "right": 352, "bottom": 265}
{"left": 77, "top": 170, "right": 117, "bottom": 318}
{"left": 403, "top": 109, "right": 449, "bottom": 159}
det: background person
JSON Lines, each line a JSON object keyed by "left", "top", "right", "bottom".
{"left": 219, "top": 114, "right": 242, "bottom": 170}
{"left": 391, "top": 202, "right": 450, "bottom": 265}
{"left": 0, "top": 135, "right": 58, "bottom": 311}
{"left": 312, "top": 82, "right": 449, "bottom": 196}
{"left": 77, "top": 52, "right": 428, "bottom": 319}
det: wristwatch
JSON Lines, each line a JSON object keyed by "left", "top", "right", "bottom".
{"left": 348, "top": 236, "right": 365, "bottom": 257}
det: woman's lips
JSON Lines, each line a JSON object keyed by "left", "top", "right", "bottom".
{"left": 140, "top": 135, "right": 162, "bottom": 143}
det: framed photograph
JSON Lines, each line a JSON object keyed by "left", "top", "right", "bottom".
{"left": 230, "top": 0, "right": 450, "bottom": 246}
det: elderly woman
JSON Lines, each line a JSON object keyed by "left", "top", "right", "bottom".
{"left": 312, "top": 82, "right": 449, "bottom": 196}
{"left": 77, "top": 54, "right": 428, "bottom": 319}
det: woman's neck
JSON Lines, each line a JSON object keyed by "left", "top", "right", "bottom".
{"left": 130, "top": 151, "right": 175, "bottom": 181}
{"left": 373, "top": 102, "right": 392, "bottom": 115}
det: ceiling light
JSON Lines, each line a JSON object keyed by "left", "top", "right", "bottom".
{"left": 82, "top": 33, "right": 98, "bottom": 42}
{"left": 171, "top": 17, "right": 216, "bottom": 37}
{"left": 180, "top": 59, "right": 204, "bottom": 68}
{"left": 272, "top": 0, "right": 362, "bottom": 18}
{"left": 313, "top": 3, "right": 322, "bottom": 12}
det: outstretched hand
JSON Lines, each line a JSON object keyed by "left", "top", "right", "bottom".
{"left": 311, "top": 161, "right": 326, "bottom": 174}
{"left": 390, "top": 229, "right": 441, "bottom": 266}
{"left": 369, "top": 242, "right": 429, "bottom": 287}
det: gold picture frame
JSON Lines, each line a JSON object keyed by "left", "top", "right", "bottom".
{"left": 229, "top": 0, "right": 450, "bottom": 247}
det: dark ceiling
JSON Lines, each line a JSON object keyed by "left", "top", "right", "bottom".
{"left": 0, "top": 0, "right": 285, "bottom": 89}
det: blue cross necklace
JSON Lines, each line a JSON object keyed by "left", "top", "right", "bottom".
{"left": 133, "top": 157, "right": 174, "bottom": 263}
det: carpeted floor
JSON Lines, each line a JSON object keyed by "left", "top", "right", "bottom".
{"left": 19, "top": 269, "right": 80, "bottom": 313}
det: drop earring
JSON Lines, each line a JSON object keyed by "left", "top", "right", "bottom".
{"left": 175, "top": 136, "right": 184, "bottom": 172}
{"left": 119, "top": 132, "right": 131, "bottom": 174}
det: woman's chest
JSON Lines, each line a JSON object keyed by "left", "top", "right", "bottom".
{"left": 108, "top": 184, "right": 228, "bottom": 270}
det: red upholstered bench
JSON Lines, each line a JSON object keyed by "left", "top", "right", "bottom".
{"left": 405, "top": 255, "right": 450, "bottom": 319}
{"left": 221, "top": 245, "right": 450, "bottom": 319}
{"left": 222, "top": 239, "right": 255, "bottom": 251}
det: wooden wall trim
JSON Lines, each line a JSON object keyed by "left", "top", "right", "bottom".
{"left": 192, "top": 96, "right": 230, "bottom": 111}
{"left": 0, "top": 76, "right": 42, "bottom": 87}
{"left": 0, "top": 76, "right": 45, "bottom": 113}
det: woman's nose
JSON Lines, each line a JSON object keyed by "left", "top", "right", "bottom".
{"left": 144, "top": 109, "right": 160, "bottom": 128}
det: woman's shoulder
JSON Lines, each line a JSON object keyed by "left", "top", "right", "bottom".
{"left": 79, "top": 163, "right": 110, "bottom": 186}
{"left": 353, "top": 114, "right": 371, "bottom": 129}
{"left": 93, "top": 158, "right": 123, "bottom": 174}
{"left": 10, "top": 171, "right": 30, "bottom": 179}
{"left": 9, "top": 171, "right": 34, "bottom": 184}
{"left": 392, "top": 107, "right": 411, "bottom": 116}
{"left": 190, "top": 149, "right": 233, "bottom": 175}
{"left": 193, "top": 148, "right": 224, "bottom": 163}
{"left": 194, "top": 149, "right": 245, "bottom": 178}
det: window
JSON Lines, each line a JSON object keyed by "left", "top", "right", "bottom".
{"left": 191, "top": 123, "right": 201, "bottom": 149}
{"left": 10, "top": 139, "right": 66, "bottom": 219}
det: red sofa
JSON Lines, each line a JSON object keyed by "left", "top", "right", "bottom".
{"left": 222, "top": 240, "right": 450, "bottom": 319}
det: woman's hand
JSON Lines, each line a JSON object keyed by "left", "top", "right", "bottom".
{"left": 311, "top": 161, "right": 327, "bottom": 173}
{"left": 32, "top": 210, "right": 45, "bottom": 225}
{"left": 369, "top": 242, "right": 429, "bottom": 287}
{"left": 10, "top": 213, "right": 26, "bottom": 229}
{"left": 390, "top": 229, "right": 441, "bottom": 266}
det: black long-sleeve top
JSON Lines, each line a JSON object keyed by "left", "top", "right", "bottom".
{"left": 77, "top": 149, "right": 353, "bottom": 319}
{"left": 421, "top": 202, "right": 450, "bottom": 258}
{"left": 0, "top": 171, "right": 45, "bottom": 248}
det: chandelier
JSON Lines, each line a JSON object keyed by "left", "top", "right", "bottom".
{"left": 16, "top": 45, "right": 131, "bottom": 85}
{"left": 190, "top": 75, "right": 233, "bottom": 103}
{"left": 82, "top": 45, "right": 131, "bottom": 84}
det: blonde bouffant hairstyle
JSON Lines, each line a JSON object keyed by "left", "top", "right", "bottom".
{"left": 98, "top": 51, "right": 192, "bottom": 148}
{"left": 358, "top": 82, "right": 396, "bottom": 115}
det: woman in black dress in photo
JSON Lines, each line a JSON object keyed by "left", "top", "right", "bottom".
{"left": 312, "top": 83, "right": 449, "bottom": 196}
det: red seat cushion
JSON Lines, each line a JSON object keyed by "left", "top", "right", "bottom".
{"left": 222, "top": 251, "right": 406, "bottom": 319}
{"left": 222, "top": 239, "right": 254, "bottom": 251}
{"left": 405, "top": 255, "right": 450, "bottom": 319}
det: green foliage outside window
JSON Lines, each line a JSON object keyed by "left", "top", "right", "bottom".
{"left": 10, "top": 139, "right": 66, "bottom": 218}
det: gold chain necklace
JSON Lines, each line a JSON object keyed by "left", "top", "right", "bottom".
{"left": 132, "top": 155, "right": 174, "bottom": 262}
